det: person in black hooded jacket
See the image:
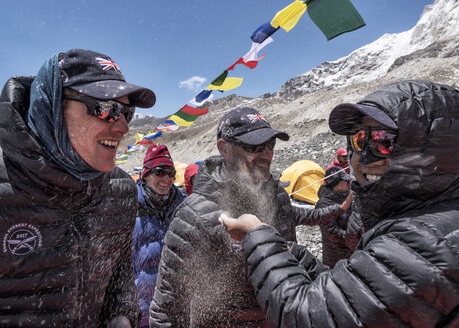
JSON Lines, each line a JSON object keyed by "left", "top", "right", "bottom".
{"left": 315, "top": 166, "right": 353, "bottom": 267}
{"left": 149, "top": 107, "right": 351, "bottom": 328}
{"left": 221, "top": 80, "right": 459, "bottom": 327}
{"left": 0, "top": 49, "right": 156, "bottom": 327}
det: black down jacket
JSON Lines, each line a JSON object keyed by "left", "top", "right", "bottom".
{"left": 240, "top": 80, "right": 459, "bottom": 327}
{"left": 0, "top": 77, "right": 140, "bottom": 327}
{"left": 315, "top": 185, "right": 352, "bottom": 267}
{"left": 149, "top": 155, "right": 343, "bottom": 327}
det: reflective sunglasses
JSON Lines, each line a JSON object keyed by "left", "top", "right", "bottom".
{"left": 350, "top": 128, "right": 397, "bottom": 157}
{"left": 150, "top": 167, "right": 176, "bottom": 178}
{"left": 227, "top": 138, "right": 276, "bottom": 153}
{"left": 64, "top": 95, "right": 135, "bottom": 123}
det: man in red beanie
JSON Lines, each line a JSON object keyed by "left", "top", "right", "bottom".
{"left": 326, "top": 147, "right": 350, "bottom": 174}
{"left": 132, "top": 144, "right": 185, "bottom": 328}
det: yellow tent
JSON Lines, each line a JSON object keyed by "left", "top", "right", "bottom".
{"left": 280, "top": 160, "right": 325, "bottom": 205}
{"left": 174, "top": 161, "right": 188, "bottom": 186}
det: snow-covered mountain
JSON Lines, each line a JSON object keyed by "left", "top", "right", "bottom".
{"left": 276, "top": 0, "right": 459, "bottom": 100}
{"left": 131, "top": 112, "right": 154, "bottom": 121}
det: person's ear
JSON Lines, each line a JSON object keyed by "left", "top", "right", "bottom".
{"left": 217, "top": 139, "right": 230, "bottom": 157}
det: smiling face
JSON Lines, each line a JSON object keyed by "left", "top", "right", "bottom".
{"left": 350, "top": 116, "right": 392, "bottom": 187}
{"left": 144, "top": 169, "right": 175, "bottom": 195}
{"left": 218, "top": 139, "right": 274, "bottom": 183}
{"left": 63, "top": 95, "right": 129, "bottom": 172}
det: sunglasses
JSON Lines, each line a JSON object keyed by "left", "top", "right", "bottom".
{"left": 63, "top": 95, "right": 135, "bottom": 123}
{"left": 227, "top": 138, "right": 276, "bottom": 153}
{"left": 150, "top": 167, "right": 176, "bottom": 178}
{"left": 350, "top": 128, "right": 397, "bottom": 157}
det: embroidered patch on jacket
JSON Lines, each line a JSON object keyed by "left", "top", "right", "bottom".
{"left": 279, "top": 223, "right": 288, "bottom": 231}
{"left": 2, "top": 223, "right": 43, "bottom": 256}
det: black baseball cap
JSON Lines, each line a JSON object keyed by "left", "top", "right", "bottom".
{"left": 59, "top": 49, "right": 156, "bottom": 108}
{"left": 329, "top": 103, "right": 397, "bottom": 135}
{"left": 217, "top": 107, "right": 289, "bottom": 145}
{"left": 325, "top": 166, "right": 351, "bottom": 188}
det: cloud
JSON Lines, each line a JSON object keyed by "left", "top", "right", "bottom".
{"left": 179, "top": 76, "right": 207, "bottom": 92}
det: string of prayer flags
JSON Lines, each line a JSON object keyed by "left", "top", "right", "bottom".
{"left": 205, "top": 70, "right": 243, "bottom": 91}
{"left": 270, "top": 0, "right": 307, "bottom": 32}
{"left": 117, "top": 0, "right": 366, "bottom": 165}
{"left": 306, "top": 0, "right": 365, "bottom": 40}
{"left": 228, "top": 37, "right": 273, "bottom": 71}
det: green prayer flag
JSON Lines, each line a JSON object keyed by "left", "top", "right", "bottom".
{"left": 210, "top": 70, "right": 228, "bottom": 86}
{"left": 307, "top": 0, "right": 365, "bottom": 40}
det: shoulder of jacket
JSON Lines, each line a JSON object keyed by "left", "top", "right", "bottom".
{"left": 361, "top": 214, "right": 458, "bottom": 256}
{"left": 171, "top": 193, "right": 222, "bottom": 234}
{"left": 100, "top": 168, "right": 137, "bottom": 199}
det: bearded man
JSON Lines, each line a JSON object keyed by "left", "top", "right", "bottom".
{"left": 150, "top": 107, "right": 351, "bottom": 327}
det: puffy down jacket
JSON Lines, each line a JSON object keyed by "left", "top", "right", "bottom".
{"left": 0, "top": 77, "right": 139, "bottom": 327}
{"left": 241, "top": 80, "right": 459, "bottom": 327}
{"left": 150, "top": 156, "right": 343, "bottom": 327}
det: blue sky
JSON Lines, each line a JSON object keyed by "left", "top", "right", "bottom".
{"left": 1, "top": 0, "right": 432, "bottom": 118}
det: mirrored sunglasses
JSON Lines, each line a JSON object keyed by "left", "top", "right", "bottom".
{"left": 228, "top": 138, "right": 276, "bottom": 153}
{"left": 350, "top": 128, "right": 397, "bottom": 157}
{"left": 64, "top": 95, "right": 135, "bottom": 123}
{"left": 151, "top": 167, "right": 176, "bottom": 178}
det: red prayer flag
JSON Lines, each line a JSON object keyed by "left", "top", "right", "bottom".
{"left": 179, "top": 105, "right": 209, "bottom": 116}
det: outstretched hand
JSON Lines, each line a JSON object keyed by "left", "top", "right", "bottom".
{"left": 107, "top": 315, "right": 131, "bottom": 328}
{"left": 340, "top": 190, "right": 355, "bottom": 211}
{"left": 219, "top": 213, "right": 264, "bottom": 242}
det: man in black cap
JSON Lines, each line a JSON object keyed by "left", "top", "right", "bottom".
{"left": 0, "top": 49, "right": 156, "bottom": 327}
{"left": 150, "top": 107, "right": 351, "bottom": 327}
{"left": 220, "top": 81, "right": 459, "bottom": 327}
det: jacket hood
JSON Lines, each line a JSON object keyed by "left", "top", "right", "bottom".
{"left": 0, "top": 77, "right": 104, "bottom": 201}
{"left": 352, "top": 80, "right": 459, "bottom": 227}
{"left": 184, "top": 163, "right": 200, "bottom": 196}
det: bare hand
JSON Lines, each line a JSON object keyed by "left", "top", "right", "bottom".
{"left": 107, "top": 315, "right": 131, "bottom": 328}
{"left": 219, "top": 213, "right": 264, "bottom": 242}
{"left": 340, "top": 191, "right": 355, "bottom": 211}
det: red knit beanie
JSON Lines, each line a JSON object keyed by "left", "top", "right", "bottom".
{"left": 141, "top": 144, "right": 174, "bottom": 180}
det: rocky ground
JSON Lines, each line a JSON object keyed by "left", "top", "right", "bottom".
{"left": 296, "top": 225, "right": 323, "bottom": 260}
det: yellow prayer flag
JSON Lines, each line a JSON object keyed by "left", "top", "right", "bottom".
{"left": 206, "top": 77, "right": 243, "bottom": 91}
{"left": 270, "top": 0, "right": 307, "bottom": 32}
{"left": 135, "top": 133, "right": 144, "bottom": 145}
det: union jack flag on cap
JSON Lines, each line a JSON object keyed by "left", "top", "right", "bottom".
{"left": 96, "top": 57, "right": 121, "bottom": 72}
{"left": 247, "top": 113, "right": 267, "bottom": 123}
